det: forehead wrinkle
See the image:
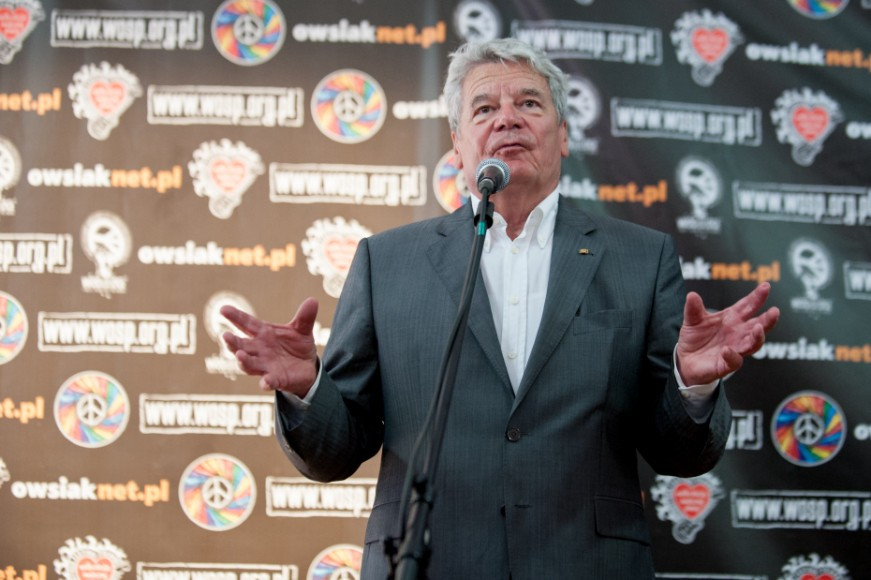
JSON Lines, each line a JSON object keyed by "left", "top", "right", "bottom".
{"left": 520, "top": 87, "right": 546, "bottom": 100}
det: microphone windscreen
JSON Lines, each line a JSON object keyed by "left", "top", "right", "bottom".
{"left": 474, "top": 158, "right": 511, "bottom": 193}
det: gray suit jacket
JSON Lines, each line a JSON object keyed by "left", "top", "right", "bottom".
{"left": 276, "top": 196, "right": 731, "bottom": 579}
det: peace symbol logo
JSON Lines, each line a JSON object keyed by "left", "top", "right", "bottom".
{"left": 311, "top": 70, "right": 386, "bottom": 144}
{"left": 212, "top": 0, "right": 285, "bottom": 66}
{"left": 179, "top": 453, "right": 256, "bottom": 531}
{"left": 771, "top": 391, "right": 846, "bottom": 467}
{"left": 54, "top": 371, "right": 130, "bottom": 448}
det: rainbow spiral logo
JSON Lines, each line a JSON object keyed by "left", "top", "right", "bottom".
{"left": 433, "top": 150, "right": 471, "bottom": 213}
{"left": 786, "top": 0, "right": 849, "bottom": 19}
{"left": 0, "top": 291, "right": 27, "bottom": 365}
{"left": 311, "top": 70, "right": 386, "bottom": 144}
{"left": 54, "top": 371, "right": 130, "bottom": 448}
{"left": 212, "top": 0, "right": 286, "bottom": 66}
{"left": 179, "top": 454, "right": 256, "bottom": 531}
{"left": 771, "top": 390, "right": 846, "bottom": 467}
{"left": 307, "top": 544, "right": 363, "bottom": 580}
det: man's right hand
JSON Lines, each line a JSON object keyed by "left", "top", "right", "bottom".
{"left": 220, "top": 297, "right": 320, "bottom": 398}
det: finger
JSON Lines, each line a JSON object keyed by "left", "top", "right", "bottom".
{"left": 732, "top": 282, "right": 772, "bottom": 319}
{"left": 222, "top": 331, "right": 243, "bottom": 354}
{"left": 683, "top": 291, "right": 707, "bottom": 326}
{"left": 758, "top": 306, "right": 780, "bottom": 333}
{"left": 220, "top": 305, "right": 263, "bottom": 336}
{"left": 259, "top": 376, "right": 276, "bottom": 392}
{"left": 235, "top": 349, "right": 268, "bottom": 376}
{"left": 739, "top": 306, "right": 779, "bottom": 352}
{"left": 720, "top": 345, "right": 744, "bottom": 376}
{"left": 737, "top": 322, "right": 766, "bottom": 357}
{"left": 290, "top": 297, "right": 319, "bottom": 336}
{"left": 260, "top": 373, "right": 299, "bottom": 394}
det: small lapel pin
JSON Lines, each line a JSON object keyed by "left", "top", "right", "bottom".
{"left": 578, "top": 248, "right": 592, "bottom": 255}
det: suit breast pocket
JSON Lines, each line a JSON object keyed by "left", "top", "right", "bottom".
{"left": 572, "top": 309, "right": 634, "bottom": 335}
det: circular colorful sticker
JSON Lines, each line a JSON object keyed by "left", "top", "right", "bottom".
{"left": 54, "top": 371, "right": 130, "bottom": 448}
{"left": 307, "top": 544, "right": 363, "bottom": 580}
{"left": 771, "top": 390, "right": 846, "bottom": 467}
{"left": 179, "top": 453, "right": 256, "bottom": 531}
{"left": 212, "top": 0, "right": 286, "bottom": 66}
{"left": 0, "top": 291, "right": 27, "bottom": 365}
{"left": 311, "top": 70, "right": 386, "bottom": 144}
{"left": 433, "top": 150, "right": 471, "bottom": 213}
{"left": 786, "top": 0, "right": 849, "bottom": 19}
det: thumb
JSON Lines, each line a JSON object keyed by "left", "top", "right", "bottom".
{"left": 683, "top": 291, "right": 707, "bottom": 326}
{"left": 290, "top": 297, "right": 319, "bottom": 336}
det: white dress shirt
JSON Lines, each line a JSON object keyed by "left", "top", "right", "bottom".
{"left": 471, "top": 189, "right": 558, "bottom": 392}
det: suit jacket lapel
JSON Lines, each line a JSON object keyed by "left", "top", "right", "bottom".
{"left": 426, "top": 206, "right": 514, "bottom": 395}
{"left": 513, "top": 197, "right": 605, "bottom": 410}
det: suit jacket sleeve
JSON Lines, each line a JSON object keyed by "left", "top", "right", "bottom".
{"left": 635, "top": 233, "right": 731, "bottom": 477}
{"left": 274, "top": 237, "right": 385, "bottom": 482}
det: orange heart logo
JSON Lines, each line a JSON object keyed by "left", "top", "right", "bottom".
{"left": 76, "top": 557, "right": 114, "bottom": 580}
{"left": 0, "top": 7, "right": 30, "bottom": 42}
{"left": 691, "top": 27, "right": 728, "bottom": 63}
{"left": 209, "top": 158, "right": 248, "bottom": 193}
{"left": 672, "top": 483, "right": 710, "bottom": 520}
{"left": 792, "top": 106, "right": 830, "bottom": 141}
{"left": 89, "top": 81, "right": 127, "bottom": 116}
{"left": 323, "top": 236, "right": 359, "bottom": 273}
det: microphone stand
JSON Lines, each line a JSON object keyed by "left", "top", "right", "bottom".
{"left": 386, "top": 189, "right": 495, "bottom": 580}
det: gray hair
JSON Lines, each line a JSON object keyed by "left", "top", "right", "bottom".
{"left": 444, "top": 38, "right": 569, "bottom": 133}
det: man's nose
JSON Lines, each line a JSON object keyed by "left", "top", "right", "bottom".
{"left": 494, "top": 105, "right": 522, "bottom": 129}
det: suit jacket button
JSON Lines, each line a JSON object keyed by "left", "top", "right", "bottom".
{"left": 506, "top": 427, "right": 522, "bottom": 442}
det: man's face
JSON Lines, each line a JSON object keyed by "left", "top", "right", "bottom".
{"left": 451, "top": 61, "right": 568, "bottom": 198}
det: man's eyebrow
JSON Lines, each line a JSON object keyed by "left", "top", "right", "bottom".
{"left": 469, "top": 92, "right": 493, "bottom": 109}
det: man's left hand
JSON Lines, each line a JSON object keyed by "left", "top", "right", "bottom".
{"left": 676, "top": 282, "right": 780, "bottom": 386}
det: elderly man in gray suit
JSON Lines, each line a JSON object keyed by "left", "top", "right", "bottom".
{"left": 222, "top": 38, "right": 779, "bottom": 579}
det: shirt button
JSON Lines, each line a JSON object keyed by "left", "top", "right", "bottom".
{"left": 511, "top": 246, "right": 520, "bottom": 254}
{"left": 506, "top": 427, "right": 522, "bottom": 442}
{"left": 509, "top": 296, "right": 519, "bottom": 305}
{"left": 507, "top": 352, "right": 517, "bottom": 360}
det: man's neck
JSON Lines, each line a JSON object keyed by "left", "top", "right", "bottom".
{"left": 497, "top": 204, "right": 536, "bottom": 239}
{"left": 491, "top": 187, "right": 554, "bottom": 240}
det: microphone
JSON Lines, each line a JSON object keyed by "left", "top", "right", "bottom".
{"left": 475, "top": 158, "right": 510, "bottom": 196}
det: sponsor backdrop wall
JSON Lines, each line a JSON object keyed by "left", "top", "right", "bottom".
{"left": 0, "top": 0, "right": 869, "bottom": 578}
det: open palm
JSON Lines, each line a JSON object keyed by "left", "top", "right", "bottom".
{"left": 220, "top": 297, "right": 320, "bottom": 397}
{"left": 676, "top": 283, "right": 780, "bottom": 386}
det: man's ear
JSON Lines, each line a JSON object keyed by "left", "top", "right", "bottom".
{"left": 451, "top": 131, "right": 464, "bottom": 168}
{"left": 559, "top": 120, "right": 569, "bottom": 158}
